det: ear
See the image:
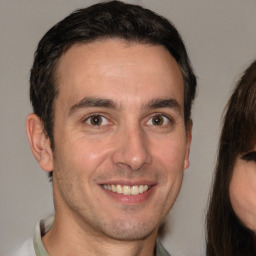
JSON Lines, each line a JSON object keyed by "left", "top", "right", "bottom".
{"left": 184, "top": 120, "right": 192, "bottom": 170}
{"left": 26, "top": 113, "right": 53, "bottom": 172}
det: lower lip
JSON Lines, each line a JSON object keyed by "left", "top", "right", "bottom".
{"left": 101, "top": 185, "right": 156, "bottom": 204}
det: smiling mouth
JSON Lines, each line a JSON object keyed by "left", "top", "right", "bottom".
{"left": 102, "top": 184, "right": 151, "bottom": 196}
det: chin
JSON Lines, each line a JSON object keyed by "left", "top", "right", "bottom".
{"left": 100, "top": 219, "right": 158, "bottom": 241}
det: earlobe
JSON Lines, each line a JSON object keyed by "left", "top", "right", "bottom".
{"left": 26, "top": 113, "right": 53, "bottom": 172}
{"left": 184, "top": 120, "right": 192, "bottom": 170}
{"left": 184, "top": 159, "right": 190, "bottom": 170}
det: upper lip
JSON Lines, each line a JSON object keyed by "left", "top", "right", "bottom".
{"left": 99, "top": 180, "right": 157, "bottom": 186}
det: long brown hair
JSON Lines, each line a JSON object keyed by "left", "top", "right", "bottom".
{"left": 206, "top": 60, "right": 256, "bottom": 256}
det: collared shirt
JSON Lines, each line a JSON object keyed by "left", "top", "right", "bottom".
{"left": 12, "top": 215, "right": 171, "bottom": 256}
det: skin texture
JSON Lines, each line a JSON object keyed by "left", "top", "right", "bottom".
{"left": 230, "top": 150, "right": 256, "bottom": 234}
{"left": 26, "top": 39, "right": 192, "bottom": 256}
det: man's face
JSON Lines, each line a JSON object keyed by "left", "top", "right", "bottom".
{"left": 50, "top": 39, "right": 191, "bottom": 240}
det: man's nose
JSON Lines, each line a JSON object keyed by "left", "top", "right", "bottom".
{"left": 112, "top": 126, "right": 152, "bottom": 171}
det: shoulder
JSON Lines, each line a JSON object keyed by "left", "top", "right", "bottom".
{"left": 10, "top": 238, "right": 35, "bottom": 256}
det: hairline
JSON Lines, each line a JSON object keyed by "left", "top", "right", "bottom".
{"left": 51, "top": 37, "right": 189, "bottom": 138}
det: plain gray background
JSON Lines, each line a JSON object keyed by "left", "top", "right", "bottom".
{"left": 1, "top": 0, "right": 256, "bottom": 255}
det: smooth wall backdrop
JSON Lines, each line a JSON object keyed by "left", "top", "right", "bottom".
{"left": 1, "top": 1, "right": 256, "bottom": 255}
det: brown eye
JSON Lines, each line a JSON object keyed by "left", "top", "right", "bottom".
{"left": 152, "top": 115, "right": 165, "bottom": 125}
{"left": 90, "top": 115, "right": 102, "bottom": 125}
{"left": 86, "top": 115, "right": 108, "bottom": 126}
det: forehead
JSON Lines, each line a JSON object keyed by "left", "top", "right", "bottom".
{"left": 55, "top": 39, "right": 184, "bottom": 109}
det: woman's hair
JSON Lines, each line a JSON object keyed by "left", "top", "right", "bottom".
{"left": 206, "top": 60, "right": 256, "bottom": 256}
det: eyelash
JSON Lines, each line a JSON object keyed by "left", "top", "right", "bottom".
{"left": 241, "top": 151, "right": 256, "bottom": 162}
{"left": 82, "top": 113, "right": 173, "bottom": 127}
{"left": 83, "top": 114, "right": 110, "bottom": 126}
{"left": 146, "top": 114, "right": 173, "bottom": 126}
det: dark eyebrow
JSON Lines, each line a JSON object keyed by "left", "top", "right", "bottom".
{"left": 145, "top": 98, "right": 182, "bottom": 113}
{"left": 69, "top": 97, "right": 182, "bottom": 115}
{"left": 69, "top": 97, "right": 118, "bottom": 115}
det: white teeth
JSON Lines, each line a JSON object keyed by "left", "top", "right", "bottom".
{"left": 123, "top": 185, "right": 130, "bottom": 195}
{"left": 131, "top": 185, "right": 139, "bottom": 195}
{"left": 116, "top": 185, "right": 122, "bottom": 194}
{"left": 111, "top": 185, "right": 117, "bottom": 192}
{"left": 139, "top": 185, "right": 144, "bottom": 194}
{"left": 103, "top": 184, "right": 150, "bottom": 195}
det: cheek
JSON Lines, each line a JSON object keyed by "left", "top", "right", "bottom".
{"left": 230, "top": 178, "right": 245, "bottom": 213}
{"left": 53, "top": 137, "right": 114, "bottom": 201}
{"left": 229, "top": 169, "right": 256, "bottom": 229}
{"left": 230, "top": 168, "right": 250, "bottom": 210}
{"left": 151, "top": 135, "right": 187, "bottom": 170}
{"left": 156, "top": 145, "right": 185, "bottom": 212}
{"left": 63, "top": 135, "right": 115, "bottom": 174}
{"left": 151, "top": 137, "right": 186, "bottom": 195}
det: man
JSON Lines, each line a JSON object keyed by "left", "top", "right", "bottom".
{"left": 15, "top": 1, "right": 197, "bottom": 255}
